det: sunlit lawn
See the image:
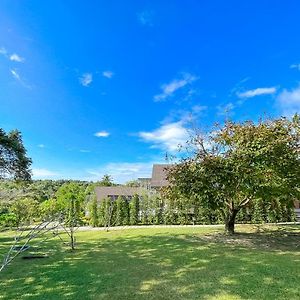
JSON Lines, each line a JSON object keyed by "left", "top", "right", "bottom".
{"left": 0, "top": 224, "right": 299, "bottom": 300}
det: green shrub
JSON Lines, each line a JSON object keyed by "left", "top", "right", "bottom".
{"left": 89, "top": 196, "right": 98, "bottom": 227}
{"left": 115, "top": 196, "right": 127, "bottom": 226}
{"left": 129, "top": 194, "right": 140, "bottom": 225}
{"left": 0, "top": 213, "right": 18, "bottom": 227}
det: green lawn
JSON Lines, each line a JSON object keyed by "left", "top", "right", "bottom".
{"left": 0, "top": 225, "right": 299, "bottom": 300}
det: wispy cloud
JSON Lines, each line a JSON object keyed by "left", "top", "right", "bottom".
{"left": 290, "top": 64, "right": 300, "bottom": 71}
{"left": 154, "top": 73, "right": 197, "bottom": 102}
{"left": 94, "top": 131, "right": 110, "bottom": 137}
{"left": 192, "top": 105, "right": 208, "bottom": 114}
{"left": 37, "top": 144, "right": 45, "bottom": 148}
{"left": 0, "top": 47, "right": 7, "bottom": 56}
{"left": 86, "top": 161, "right": 158, "bottom": 183}
{"left": 32, "top": 168, "right": 59, "bottom": 178}
{"left": 10, "top": 69, "right": 21, "bottom": 81}
{"left": 0, "top": 47, "right": 24, "bottom": 63}
{"left": 102, "top": 70, "right": 114, "bottom": 79}
{"left": 80, "top": 149, "right": 91, "bottom": 153}
{"left": 137, "top": 10, "right": 154, "bottom": 26}
{"left": 237, "top": 87, "right": 277, "bottom": 98}
{"left": 138, "top": 121, "right": 189, "bottom": 152}
{"left": 79, "top": 73, "right": 93, "bottom": 87}
{"left": 276, "top": 85, "right": 300, "bottom": 117}
{"left": 229, "top": 77, "right": 250, "bottom": 96}
{"left": 10, "top": 53, "right": 24, "bottom": 62}
{"left": 10, "top": 68, "right": 32, "bottom": 89}
{"left": 217, "top": 103, "right": 235, "bottom": 116}
{"left": 163, "top": 105, "right": 208, "bottom": 124}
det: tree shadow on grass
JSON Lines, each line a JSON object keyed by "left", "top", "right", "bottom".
{"left": 0, "top": 226, "right": 299, "bottom": 300}
{"left": 190, "top": 225, "right": 300, "bottom": 252}
{"left": 0, "top": 236, "right": 14, "bottom": 244}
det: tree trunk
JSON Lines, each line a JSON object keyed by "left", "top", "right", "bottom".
{"left": 70, "top": 227, "right": 75, "bottom": 250}
{"left": 69, "top": 197, "right": 76, "bottom": 250}
{"left": 225, "top": 209, "right": 238, "bottom": 235}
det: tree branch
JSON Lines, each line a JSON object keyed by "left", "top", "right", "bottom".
{"left": 238, "top": 197, "right": 251, "bottom": 208}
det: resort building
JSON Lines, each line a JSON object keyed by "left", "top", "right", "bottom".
{"left": 95, "top": 164, "right": 171, "bottom": 201}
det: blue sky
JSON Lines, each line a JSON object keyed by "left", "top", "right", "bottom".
{"left": 0, "top": 1, "right": 300, "bottom": 183}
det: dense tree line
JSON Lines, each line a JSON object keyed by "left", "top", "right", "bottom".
{"left": 0, "top": 174, "right": 115, "bottom": 227}
{"left": 88, "top": 193, "right": 295, "bottom": 227}
{"left": 1, "top": 180, "right": 296, "bottom": 229}
{"left": 0, "top": 180, "right": 89, "bottom": 227}
{"left": 0, "top": 179, "right": 296, "bottom": 228}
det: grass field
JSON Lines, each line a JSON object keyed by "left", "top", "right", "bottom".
{"left": 0, "top": 224, "right": 299, "bottom": 300}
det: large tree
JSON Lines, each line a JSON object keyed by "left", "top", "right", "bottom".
{"left": 0, "top": 129, "right": 32, "bottom": 181}
{"left": 166, "top": 115, "right": 300, "bottom": 234}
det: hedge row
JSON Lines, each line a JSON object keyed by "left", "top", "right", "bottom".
{"left": 88, "top": 195, "right": 296, "bottom": 227}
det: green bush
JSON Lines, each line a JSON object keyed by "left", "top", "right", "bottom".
{"left": 0, "top": 213, "right": 18, "bottom": 227}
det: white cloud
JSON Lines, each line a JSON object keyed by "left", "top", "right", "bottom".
{"left": 94, "top": 131, "right": 110, "bottom": 137}
{"left": 86, "top": 161, "right": 158, "bottom": 183}
{"left": 79, "top": 73, "right": 93, "bottom": 87}
{"left": 184, "top": 105, "right": 208, "bottom": 121}
{"left": 277, "top": 85, "right": 300, "bottom": 116}
{"left": 290, "top": 64, "right": 300, "bottom": 71}
{"left": 229, "top": 77, "right": 251, "bottom": 96}
{"left": 163, "top": 105, "right": 208, "bottom": 124}
{"left": 137, "top": 10, "right": 154, "bottom": 26}
{"left": 138, "top": 122, "right": 189, "bottom": 152}
{"left": 10, "top": 69, "right": 21, "bottom": 81}
{"left": 38, "top": 144, "right": 45, "bottom": 148}
{"left": 0, "top": 47, "right": 7, "bottom": 56}
{"left": 237, "top": 87, "right": 277, "bottom": 98}
{"left": 192, "top": 105, "right": 208, "bottom": 114}
{"left": 32, "top": 168, "right": 59, "bottom": 178}
{"left": 10, "top": 68, "right": 31, "bottom": 89}
{"left": 80, "top": 149, "right": 91, "bottom": 153}
{"left": 102, "top": 70, "right": 114, "bottom": 79}
{"left": 10, "top": 53, "right": 24, "bottom": 62}
{"left": 154, "top": 73, "right": 197, "bottom": 102}
{"left": 217, "top": 103, "right": 235, "bottom": 116}
{"left": 0, "top": 48, "right": 24, "bottom": 62}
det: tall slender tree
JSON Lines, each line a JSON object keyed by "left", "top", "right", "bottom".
{"left": 89, "top": 195, "right": 98, "bottom": 227}
{"left": 129, "top": 194, "right": 140, "bottom": 225}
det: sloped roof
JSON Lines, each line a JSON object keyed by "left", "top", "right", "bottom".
{"left": 150, "top": 164, "right": 171, "bottom": 187}
{"left": 95, "top": 186, "right": 145, "bottom": 200}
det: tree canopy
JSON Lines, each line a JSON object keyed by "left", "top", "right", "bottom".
{"left": 97, "top": 174, "right": 114, "bottom": 186}
{"left": 0, "top": 129, "right": 32, "bottom": 181}
{"left": 166, "top": 115, "right": 300, "bottom": 234}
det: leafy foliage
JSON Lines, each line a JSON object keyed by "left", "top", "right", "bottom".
{"left": 55, "top": 182, "right": 85, "bottom": 225}
{"left": 115, "top": 196, "right": 129, "bottom": 226}
{"left": 0, "top": 129, "right": 32, "bottom": 181}
{"left": 96, "top": 174, "right": 115, "bottom": 187}
{"left": 89, "top": 195, "right": 98, "bottom": 227}
{"left": 129, "top": 194, "right": 140, "bottom": 225}
{"left": 10, "top": 197, "right": 39, "bottom": 225}
{"left": 165, "top": 115, "right": 300, "bottom": 233}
